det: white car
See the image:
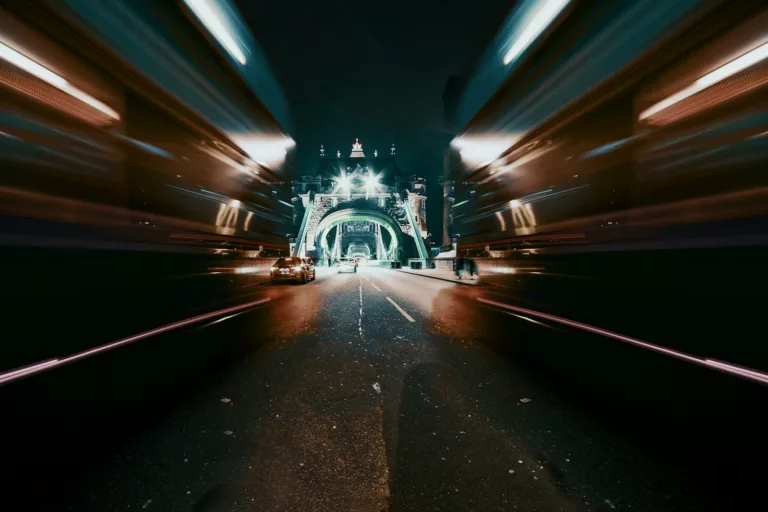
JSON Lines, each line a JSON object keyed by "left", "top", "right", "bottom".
{"left": 336, "top": 258, "right": 357, "bottom": 273}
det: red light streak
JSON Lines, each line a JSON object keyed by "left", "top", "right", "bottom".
{"left": 0, "top": 297, "right": 271, "bottom": 386}
{"left": 478, "top": 298, "right": 768, "bottom": 386}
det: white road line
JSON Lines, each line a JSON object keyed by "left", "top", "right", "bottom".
{"left": 477, "top": 297, "right": 768, "bottom": 386}
{"left": 0, "top": 297, "right": 271, "bottom": 386}
{"left": 371, "top": 282, "right": 381, "bottom": 292}
{"left": 386, "top": 297, "right": 415, "bottom": 322}
{"left": 359, "top": 281, "right": 364, "bottom": 337}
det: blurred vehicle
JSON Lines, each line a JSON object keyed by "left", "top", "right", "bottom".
{"left": 336, "top": 258, "right": 357, "bottom": 273}
{"left": 301, "top": 257, "right": 317, "bottom": 280}
{"left": 270, "top": 257, "right": 314, "bottom": 283}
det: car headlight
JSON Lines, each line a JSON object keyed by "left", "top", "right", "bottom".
{"left": 294, "top": 266, "right": 302, "bottom": 271}
{"left": 271, "top": 266, "right": 277, "bottom": 271}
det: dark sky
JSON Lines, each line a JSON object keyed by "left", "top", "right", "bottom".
{"left": 236, "top": 0, "right": 513, "bottom": 237}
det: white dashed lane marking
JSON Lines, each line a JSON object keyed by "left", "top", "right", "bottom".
{"left": 386, "top": 297, "right": 415, "bottom": 323}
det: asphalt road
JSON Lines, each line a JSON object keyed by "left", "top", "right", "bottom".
{"left": 42, "top": 264, "right": 761, "bottom": 512}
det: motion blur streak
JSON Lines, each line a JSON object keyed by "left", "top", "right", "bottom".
{"left": 1, "top": 0, "right": 767, "bottom": 509}
{"left": 232, "top": 135, "right": 295, "bottom": 167}
{"left": 450, "top": 135, "right": 515, "bottom": 167}
{"left": 478, "top": 298, "right": 768, "bottom": 386}
{"left": 183, "top": 0, "right": 247, "bottom": 64}
{"left": 0, "top": 42, "right": 119, "bottom": 120}
{"left": 0, "top": 359, "right": 61, "bottom": 383}
{"left": 639, "top": 41, "right": 768, "bottom": 121}
{"left": 0, "top": 41, "right": 66, "bottom": 87}
{"left": 0, "top": 298, "right": 270, "bottom": 387}
{"left": 503, "top": 0, "right": 571, "bottom": 65}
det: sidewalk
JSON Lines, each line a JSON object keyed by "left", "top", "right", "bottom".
{"left": 395, "top": 267, "right": 481, "bottom": 285}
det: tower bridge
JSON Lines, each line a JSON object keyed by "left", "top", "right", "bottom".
{"left": 291, "top": 139, "right": 429, "bottom": 264}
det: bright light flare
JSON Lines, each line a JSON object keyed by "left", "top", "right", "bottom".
{"left": 639, "top": 40, "right": 768, "bottom": 121}
{"left": 183, "top": 0, "right": 247, "bottom": 65}
{"left": 365, "top": 174, "right": 380, "bottom": 188}
{"left": 510, "top": 199, "right": 522, "bottom": 208}
{"left": 503, "top": 0, "right": 571, "bottom": 66}
{"left": 0, "top": 41, "right": 119, "bottom": 120}
{"left": 364, "top": 172, "right": 381, "bottom": 198}
{"left": 338, "top": 174, "right": 350, "bottom": 189}
{"left": 229, "top": 199, "right": 241, "bottom": 208}
{"left": 232, "top": 136, "right": 294, "bottom": 167}
{"left": 451, "top": 136, "right": 515, "bottom": 167}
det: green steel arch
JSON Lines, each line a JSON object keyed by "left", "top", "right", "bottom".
{"left": 315, "top": 208, "right": 402, "bottom": 260}
{"left": 347, "top": 242, "right": 371, "bottom": 259}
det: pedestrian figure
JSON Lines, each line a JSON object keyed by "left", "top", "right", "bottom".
{"left": 455, "top": 257, "right": 464, "bottom": 279}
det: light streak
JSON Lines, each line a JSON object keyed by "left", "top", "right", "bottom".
{"left": 451, "top": 136, "right": 514, "bottom": 167}
{"left": 0, "top": 41, "right": 119, "bottom": 120}
{"left": 503, "top": 0, "right": 571, "bottom": 65}
{"left": 183, "top": 0, "right": 247, "bottom": 64}
{"left": 640, "top": 41, "right": 768, "bottom": 121}
{"left": 495, "top": 211, "right": 507, "bottom": 231}
{"left": 478, "top": 298, "right": 768, "bottom": 386}
{"left": 0, "top": 298, "right": 271, "bottom": 387}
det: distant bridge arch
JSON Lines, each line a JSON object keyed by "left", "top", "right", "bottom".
{"left": 314, "top": 207, "right": 403, "bottom": 262}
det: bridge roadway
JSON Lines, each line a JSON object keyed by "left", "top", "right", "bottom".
{"left": 5, "top": 265, "right": 752, "bottom": 512}
{"left": 0, "top": 267, "right": 765, "bottom": 512}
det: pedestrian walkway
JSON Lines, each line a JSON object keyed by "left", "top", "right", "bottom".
{"left": 395, "top": 266, "right": 481, "bottom": 285}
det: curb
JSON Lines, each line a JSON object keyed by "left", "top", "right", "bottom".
{"left": 393, "top": 269, "right": 479, "bottom": 286}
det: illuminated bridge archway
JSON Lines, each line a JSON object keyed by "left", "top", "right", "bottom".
{"left": 314, "top": 208, "right": 403, "bottom": 262}
{"left": 291, "top": 139, "right": 429, "bottom": 261}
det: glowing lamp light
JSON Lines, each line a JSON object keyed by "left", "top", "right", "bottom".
{"left": 229, "top": 199, "right": 241, "bottom": 208}
{"left": 365, "top": 174, "right": 379, "bottom": 188}
{"left": 503, "top": 0, "right": 571, "bottom": 66}
{"left": 0, "top": 41, "right": 120, "bottom": 120}
{"left": 183, "top": 0, "right": 247, "bottom": 65}
{"left": 510, "top": 199, "right": 522, "bottom": 208}
{"left": 338, "top": 175, "right": 350, "bottom": 189}
{"left": 640, "top": 40, "right": 768, "bottom": 121}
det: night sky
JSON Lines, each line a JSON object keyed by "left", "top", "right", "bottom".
{"left": 236, "top": 0, "right": 513, "bottom": 238}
